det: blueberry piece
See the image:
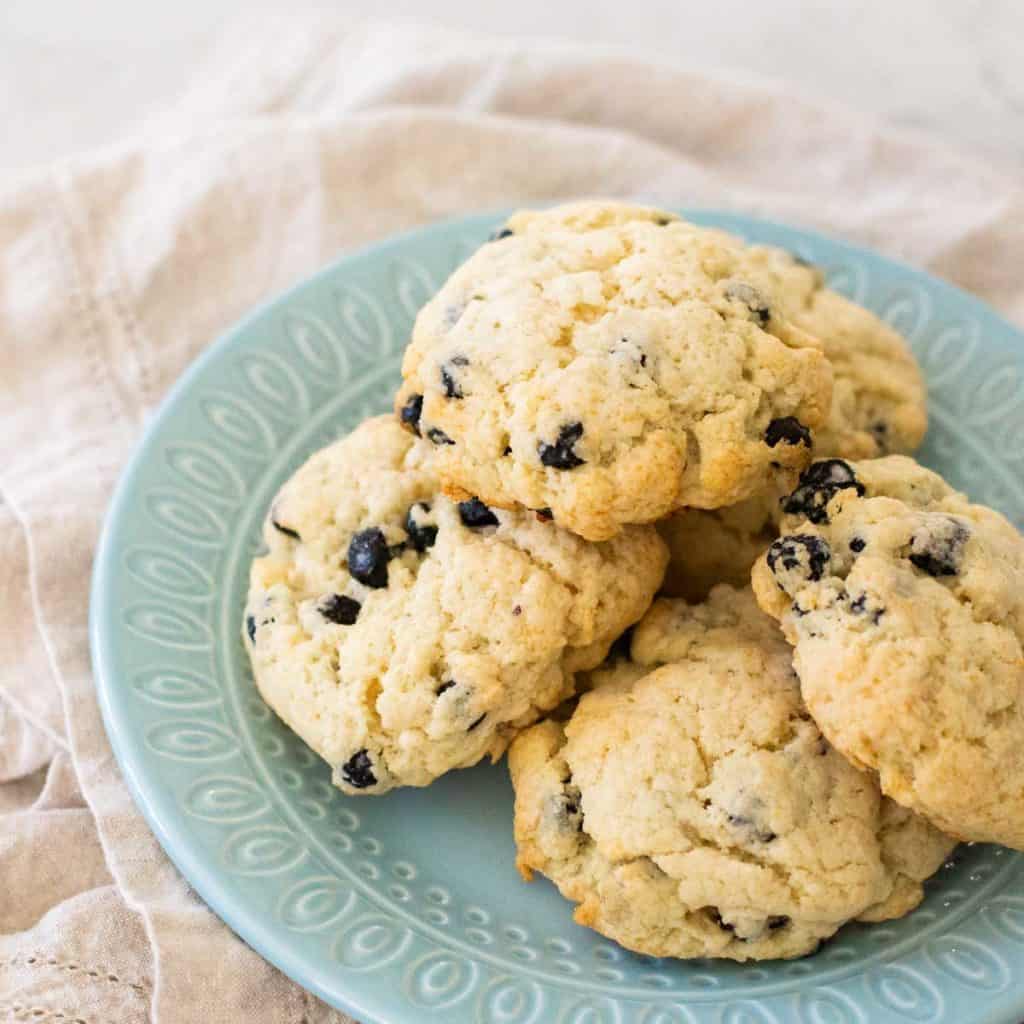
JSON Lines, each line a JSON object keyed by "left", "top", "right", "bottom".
{"left": 555, "top": 779, "right": 584, "bottom": 832}
{"left": 848, "top": 593, "right": 885, "bottom": 624}
{"left": 426, "top": 427, "right": 455, "bottom": 446}
{"left": 399, "top": 393, "right": 424, "bottom": 436}
{"left": 849, "top": 536, "right": 866, "bottom": 553}
{"left": 245, "top": 614, "right": 257, "bottom": 643}
{"left": 489, "top": 227, "right": 514, "bottom": 241}
{"left": 270, "top": 515, "right": 300, "bottom": 540}
{"left": 782, "top": 459, "right": 865, "bottom": 524}
{"left": 340, "top": 749, "right": 376, "bottom": 789}
{"left": 908, "top": 518, "right": 970, "bottom": 577}
{"left": 533, "top": 507, "right": 554, "bottom": 522}
{"left": 467, "top": 713, "right": 486, "bottom": 732}
{"left": 404, "top": 502, "right": 438, "bottom": 552}
{"left": 436, "top": 680, "right": 456, "bottom": 696}
{"left": 538, "top": 422, "right": 585, "bottom": 470}
{"left": 765, "top": 417, "right": 812, "bottom": 448}
{"left": 724, "top": 282, "right": 771, "bottom": 326}
{"left": 727, "top": 813, "right": 776, "bottom": 843}
{"left": 319, "top": 593, "right": 361, "bottom": 625}
{"left": 502, "top": 446, "right": 512, "bottom": 456}
{"left": 767, "top": 915, "right": 790, "bottom": 930}
{"left": 458, "top": 498, "right": 499, "bottom": 528}
{"left": 767, "top": 534, "right": 832, "bottom": 594}
{"left": 348, "top": 528, "right": 391, "bottom": 588}
{"left": 440, "top": 355, "right": 469, "bottom": 399}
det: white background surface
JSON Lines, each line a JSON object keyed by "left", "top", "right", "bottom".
{"left": 3, "top": 0, "right": 1024, "bottom": 174}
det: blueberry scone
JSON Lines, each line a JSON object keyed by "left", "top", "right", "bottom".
{"left": 753, "top": 455, "right": 1024, "bottom": 848}
{"left": 738, "top": 246, "right": 927, "bottom": 460}
{"left": 244, "top": 416, "right": 667, "bottom": 795}
{"left": 658, "top": 257, "right": 926, "bottom": 600}
{"left": 395, "top": 201, "right": 832, "bottom": 541}
{"left": 509, "top": 586, "right": 953, "bottom": 960}
{"left": 657, "top": 488, "right": 783, "bottom": 603}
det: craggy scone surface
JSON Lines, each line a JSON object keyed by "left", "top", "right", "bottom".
{"left": 738, "top": 249, "right": 928, "bottom": 459}
{"left": 509, "top": 586, "right": 953, "bottom": 961}
{"left": 396, "top": 201, "right": 832, "bottom": 540}
{"left": 753, "top": 455, "right": 1024, "bottom": 848}
{"left": 244, "top": 416, "right": 666, "bottom": 795}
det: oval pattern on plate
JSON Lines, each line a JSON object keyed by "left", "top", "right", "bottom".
{"left": 223, "top": 825, "right": 307, "bottom": 876}
{"left": 145, "top": 720, "right": 238, "bottom": 761}
{"left": 91, "top": 209, "right": 1024, "bottom": 1024}
{"left": 278, "top": 876, "right": 355, "bottom": 932}
{"left": 132, "top": 667, "right": 220, "bottom": 709}
{"left": 184, "top": 775, "right": 269, "bottom": 822}
{"left": 867, "top": 965, "right": 943, "bottom": 1022}
{"left": 124, "top": 547, "right": 213, "bottom": 601}
{"left": 165, "top": 442, "right": 247, "bottom": 506}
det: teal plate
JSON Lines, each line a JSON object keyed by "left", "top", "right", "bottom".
{"left": 91, "top": 210, "right": 1024, "bottom": 1024}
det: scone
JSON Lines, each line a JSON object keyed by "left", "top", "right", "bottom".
{"left": 753, "top": 455, "right": 1024, "bottom": 848}
{"left": 509, "top": 586, "right": 953, "bottom": 961}
{"left": 658, "top": 489, "right": 782, "bottom": 603}
{"left": 395, "top": 200, "right": 833, "bottom": 541}
{"left": 738, "top": 246, "right": 928, "bottom": 459}
{"left": 659, "top": 258, "right": 927, "bottom": 601}
{"left": 244, "top": 416, "right": 667, "bottom": 795}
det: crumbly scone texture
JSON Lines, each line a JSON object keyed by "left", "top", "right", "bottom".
{"left": 657, "top": 489, "right": 783, "bottom": 603}
{"left": 753, "top": 455, "right": 1024, "bottom": 848}
{"left": 395, "top": 200, "right": 832, "bottom": 541}
{"left": 737, "top": 245, "right": 928, "bottom": 459}
{"left": 244, "top": 416, "right": 667, "bottom": 795}
{"left": 510, "top": 586, "right": 953, "bottom": 961}
{"left": 656, "top": 254, "right": 927, "bottom": 600}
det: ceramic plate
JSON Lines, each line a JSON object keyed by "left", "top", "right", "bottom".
{"left": 91, "top": 210, "right": 1024, "bottom": 1024}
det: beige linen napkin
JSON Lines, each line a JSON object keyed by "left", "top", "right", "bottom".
{"left": 1, "top": 15, "right": 1022, "bottom": 1024}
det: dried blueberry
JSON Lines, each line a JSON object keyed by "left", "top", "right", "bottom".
{"left": 467, "top": 713, "right": 486, "bottom": 732}
{"left": 340, "top": 749, "right": 376, "bottom": 789}
{"left": 555, "top": 780, "right": 584, "bottom": 831}
{"left": 767, "top": 534, "right": 832, "bottom": 593}
{"left": 533, "top": 507, "right": 554, "bottom": 522}
{"left": 767, "top": 915, "right": 790, "bottom": 931}
{"left": 319, "top": 593, "right": 361, "bottom": 626}
{"left": 436, "top": 680, "right": 456, "bottom": 696}
{"left": 782, "top": 459, "right": 864, "bottom": 524}
{"left": 539, "top": 422, "right": 585, "bottom": 470}
{"left": 765, "top": 417, "right": 812, "bottom": 448}
{"left": 724, "top": 282, "right": 771, "bottom": 326}
{"left": 440, "top": 355, "right": 469, "bottom": 399}
{"left": 348, "top": 528, "right": 391, "bottom": 589}
{"left": 458, "top": 498, "right": 499, "bottom": 528}
{"left": 908, "top": 518, "right": 970, "bottom": 578}
{"left": 849, "top": 536, "right": 866, "bottom": 553}
{"left": 727, "top": 813, "right": 776, "bottom": 843}
{"left": 245, "top": 614, "right": 257, "bottom": 643}
{"left": 848, "top": 593, "right": 884, "bottom": 624}
{"left": 271, "top": 515, "right": 300, "bottom": 540}
{"left": 426, "top": 427, "right": 455, "bottom": 446}
{"left": 488, "top": 226, "right": 514, "bottom": 242}
{"left": 399, "top": 393, "right": 424, "bottom": 436}
{"left": 404, "top": 502, "right": 438, "bottom": 552}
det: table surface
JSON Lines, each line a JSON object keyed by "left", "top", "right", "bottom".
{"left": 3, "top": 0, "right": 1023, "bottom": 175}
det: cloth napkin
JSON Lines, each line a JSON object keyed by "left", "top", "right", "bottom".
{"left": 2, "top": 15, "right": 1022, "bottom": 1024}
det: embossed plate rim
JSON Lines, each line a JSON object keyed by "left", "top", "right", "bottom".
{"left": 92, "top": 208, "right": 1024, "bottom": 1024}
